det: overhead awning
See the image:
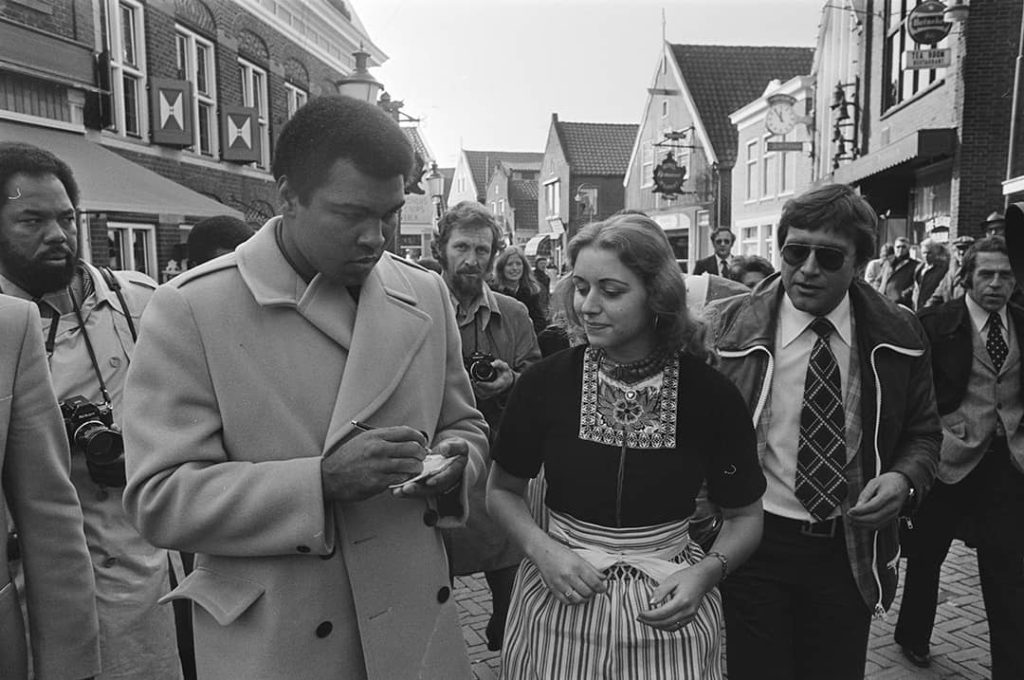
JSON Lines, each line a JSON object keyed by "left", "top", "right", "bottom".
{"left": 524, "top": 234, "right": 550, "bottom": 256}
{"left": 0, "top": 121, "right": 242, "bottom": 220}
{"left": 833, "top": 128, "right": 957, "bottom": 186}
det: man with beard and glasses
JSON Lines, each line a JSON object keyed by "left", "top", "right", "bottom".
{"left": 122, "top": 96, "right": 487, "bottom": 680}
{"left": 434, "top": 200, "right": 541, "bottom": 651}
{"left": 0, "top": 142, "right": 181, "bottom": 679}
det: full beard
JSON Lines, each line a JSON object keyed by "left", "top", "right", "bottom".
{"left": 0, "top": 244, "right": 76, "bottom": 296}
{"left": 450, "top": 269, "right": 485, "bottom": 300}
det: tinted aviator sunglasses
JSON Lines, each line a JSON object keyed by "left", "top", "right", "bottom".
{"left": 780, "top": 244, "right": 848, "bottom": 272}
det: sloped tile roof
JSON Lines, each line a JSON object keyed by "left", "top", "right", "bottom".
{"left": 509, "top": 179, "right": 538, "bottom": 234}
{"left": 554, "top": 121, "right": 639, "bottom": 176}
{"left": 464, "top": 150, "right": 544, "bottom": 202}
{"left": 670, "top": 44, "right": 813, "bottom": 167}
{"left": 401, "top": 126, "right": 431, "bottom": 162}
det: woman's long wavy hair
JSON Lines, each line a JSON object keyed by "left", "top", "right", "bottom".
{"left": 491, "top": 246, "right": 540, "bottom": 296}
{"left": 553, "top": 213, "right": 710, "bottom": 362}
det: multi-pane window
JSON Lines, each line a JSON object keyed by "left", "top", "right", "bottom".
{"left": 284, "top": 81, "right": 308, "bottom": 120}
{"left": 238, "top": 58, "right": 271, "bottom": 168}
{"left": 107, "top": 0, "right": 146, "bottom": 137}
{"left": 762, "top": 136, "right": 775, "bottom": 198}
{"left": 883, "top": 0, "right": 948, "bottom": 111}
{"left": 544, "top": 180, "right": 561, "bottom": 218}
{"left": 745, "top": 140, "right": 758, "bottom": 201}
{"left": 175, "top": 26, "right": 217, "bottom": 156}
{"left": 107, "top": 223, "right": 156, "bottom": 277}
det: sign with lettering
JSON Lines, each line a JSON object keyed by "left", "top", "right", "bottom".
{"left": 149, "top": 78, "right": 193, "bottom": 147}
{"left": 766, "top": 141, "right": 805, "bottom": 152}
{"left": 653, "top": 152, "right": 687, "bottom": 195}
{"left": 904, "top": 48, "right": 952, "bottom": 70}
{"left": 907, "top": 1, "right": 952, "bottom": 45}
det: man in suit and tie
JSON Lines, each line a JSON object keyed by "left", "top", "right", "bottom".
{"left": 693, "top": 227, "right": 736, "bottom": 278}
{"left": 895, "top": 236, "right": 1024, "bottom": 678}
{"left": 710, "top": 183, "right": 940, "bottom": 680}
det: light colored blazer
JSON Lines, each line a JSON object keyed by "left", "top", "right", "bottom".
{"left": 0, "top": 294, "right": 99, "bottom": 680}
{"left": 123, "top": 222, "right": 488, "bottom": 680}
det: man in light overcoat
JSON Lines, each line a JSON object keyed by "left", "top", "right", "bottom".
{"left": 123, "top": 96, "right": 488, "bottom": 680}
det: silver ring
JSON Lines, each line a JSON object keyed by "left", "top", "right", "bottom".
{"left": 564, "top": 589, "right": 575, "bottom": 600}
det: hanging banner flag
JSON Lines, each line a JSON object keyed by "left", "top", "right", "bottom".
{"left": 220, "top": 105, "right": 261, "bottom": 163}
{"left": 149, "top": 78, "right": 193, "bottom": 147}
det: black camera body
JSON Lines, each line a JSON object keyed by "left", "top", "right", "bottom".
{"left": 60, "top": 395, "right": 126, "bottom": 487}
{"left": 464, "top": 351, "right": 497, "bottom": 383}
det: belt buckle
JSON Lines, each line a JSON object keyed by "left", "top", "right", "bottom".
{"left": 800, "top": 518, "right": 838, "bottom": 538}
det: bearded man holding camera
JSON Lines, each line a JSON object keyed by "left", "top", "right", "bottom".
{"left": 436, "top": 200, "right": 541, "bottom": 651}
{"left": 0, "top": 143, "right": 181, "bottom": 679}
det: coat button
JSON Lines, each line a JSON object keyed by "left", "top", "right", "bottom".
{"left": 436, "top": 586, "right": 451, "bottom": 604}
{"left": 95, "top": 488, "right": 109, "bottom": 502}
{"left": 423, "top": 509, "right": 439, "bottom": 527}
{"left": 109, "top": 357, "right": 122, "bottom": 368}
{"left": 102, "top": 557, "right": 118, "bottom": 568}
{"left": 315, "top": 621, "right": 333, "bottom": 638}
{"left": 296, "top": 545, "right": 311, "bottom": 553}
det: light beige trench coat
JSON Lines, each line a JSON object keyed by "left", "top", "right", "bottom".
{"left": 0, "top": 295, "right": 100, "bottom": 680}
{"left": 123, "top": 221, "right": 488, "bottom": 680}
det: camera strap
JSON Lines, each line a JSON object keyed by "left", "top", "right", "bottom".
{"left": 70, "top": 291, "right": 114, "bottom": 409}
{"left": 98, "top": 266, "right": 137, "bottom": 342}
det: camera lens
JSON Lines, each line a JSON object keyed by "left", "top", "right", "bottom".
{"left": 76, "top": 422, "right": 124, "bottom": 466}
{"left": 470, "top": 360, "right": 497, "bottom": 383}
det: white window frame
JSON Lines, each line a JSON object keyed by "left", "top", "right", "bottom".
{"left": 238, "top": 57, "right": 271, "bottom": 169}
{"left": 284, "top": 82, "right": 308, "bottom": 120}
{"left": 761, "top": 134, "right": 775, "bottom": 199}
{"left": 175, "top": 25, "right": 218, "bottom": 157}
{"left": 740, "top": 225, "right": 759, "bottom": 256}
{"left": 107, "top": 222, "right": 157, "bottom": 277}
{"left": 106, "top": 0, "right": 147, "bottom": 138}
{"left": 745, "top": 140, "right": 758, "bottom": 202}
{"left": 544, "top": 179, "right": 561, "bottom": 218}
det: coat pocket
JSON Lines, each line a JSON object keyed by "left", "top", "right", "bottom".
{"left": 159, "top": 566, "right": 265, "bottom": 626}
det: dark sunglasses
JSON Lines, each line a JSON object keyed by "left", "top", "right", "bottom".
{"left": 781, "top": 244, "right": 848, "bottom": 272}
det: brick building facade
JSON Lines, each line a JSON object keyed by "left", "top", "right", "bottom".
{"left": 0, "top": 0, "right": 383, "bottom": 280}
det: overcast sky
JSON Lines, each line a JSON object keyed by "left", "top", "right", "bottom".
{"left": 355, "top": 0, "right": 824, "bottom": 167}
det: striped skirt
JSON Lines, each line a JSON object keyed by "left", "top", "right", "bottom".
{"left": 500, "top": 511, "right": 723, "bottom": 679}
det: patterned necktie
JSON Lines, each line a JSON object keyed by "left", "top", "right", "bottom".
{"left": 719, "top": 259, "right": 728, "bottom": 277}
{"left": 987, "top": 313, "right": 1009, "bottom": 372}
{"left": 795, "top": 318, "right": 848, "bottom": 521}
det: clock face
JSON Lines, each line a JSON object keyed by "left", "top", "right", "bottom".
{"left": 765, "top": 102, "right": 797, "bottom": 135}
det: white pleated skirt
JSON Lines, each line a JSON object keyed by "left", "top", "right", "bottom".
{"left": 500, "top": 511, "right": 723, "bottom": 680}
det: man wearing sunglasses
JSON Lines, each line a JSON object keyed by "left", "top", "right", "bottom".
{"left": 693, "top": 227, "right": 736, "bottom": 278}
{"left": 709, "top": 183, "right": 940, "bottom": 680}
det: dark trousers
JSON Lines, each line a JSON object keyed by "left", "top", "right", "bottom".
{"left": 896, "top": 439, "right": 1024, "bottom": 679}
{"left": 722, "top": 513, "right": 872, "bottom": 680}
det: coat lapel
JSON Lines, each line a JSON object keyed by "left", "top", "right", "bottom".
{"left": 322, "top": 255, "right": 432, "bottom": 454}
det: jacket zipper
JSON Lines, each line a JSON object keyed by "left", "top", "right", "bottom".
{"left": 868, "top": 342, "right": 926, "bottom": 618}
{"left": 718, "top": 345, "right": 774, "bottom": 427}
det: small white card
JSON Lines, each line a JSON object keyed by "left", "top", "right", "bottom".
{"left": 388, "top": 454, "right": 458, "bottom": 489}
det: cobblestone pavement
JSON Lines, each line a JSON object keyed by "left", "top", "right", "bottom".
{"left": 454, "top": 540, "right": 990, "bottom": 679}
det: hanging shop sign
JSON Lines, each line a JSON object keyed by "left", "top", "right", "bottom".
{"left": 653, "top": 152, "right": 687, "bottom": 195}
{"left": 903, "top": 48, "right": 952, "bottom": 70}
{"left": 149, "top": 78, "right": 193, "bottom": 147}
{"left": 907, "top": 1, "right": 952, "bottom": 45}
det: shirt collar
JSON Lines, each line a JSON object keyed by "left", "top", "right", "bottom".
{"left": 965, "top": 293, "right": 1009, "bottom": 334}
{"left": 779, "top": 291, "right": 852, "bottom": 349}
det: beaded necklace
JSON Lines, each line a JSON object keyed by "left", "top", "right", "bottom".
{"left": 596, "top": 345, "right": 674, "bottom": 384}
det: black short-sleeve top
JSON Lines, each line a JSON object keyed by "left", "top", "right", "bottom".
{"left": 493, "top": 345, "right": 765, "bottom": 528}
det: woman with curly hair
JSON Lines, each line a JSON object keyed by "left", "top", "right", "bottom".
{"left": 491, "top": 246, "right": 548, "bottom": 334}
{"left": 487, "top": 213, "right": 765, "bottom": 679}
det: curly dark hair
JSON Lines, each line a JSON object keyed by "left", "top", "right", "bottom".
{"left": 0, "top": 143, "right": 79, "bottom": 214}
{"left": 272, "top": 96, "right": 414, "bottom": 205}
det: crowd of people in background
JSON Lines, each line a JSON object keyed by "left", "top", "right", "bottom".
{"left": 0, "top": 92, "right": 1021, "bottom": 680}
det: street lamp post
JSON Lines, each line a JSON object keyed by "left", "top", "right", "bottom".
{"left": 425, "top": 162, "right": 445, "bottom": 257}
{"left": 335, "top": 47, "right": 383, "bottom": 104}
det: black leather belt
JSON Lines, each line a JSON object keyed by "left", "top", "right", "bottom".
{"left": 766, "top": 512, "right": 843, "bottom": 539}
